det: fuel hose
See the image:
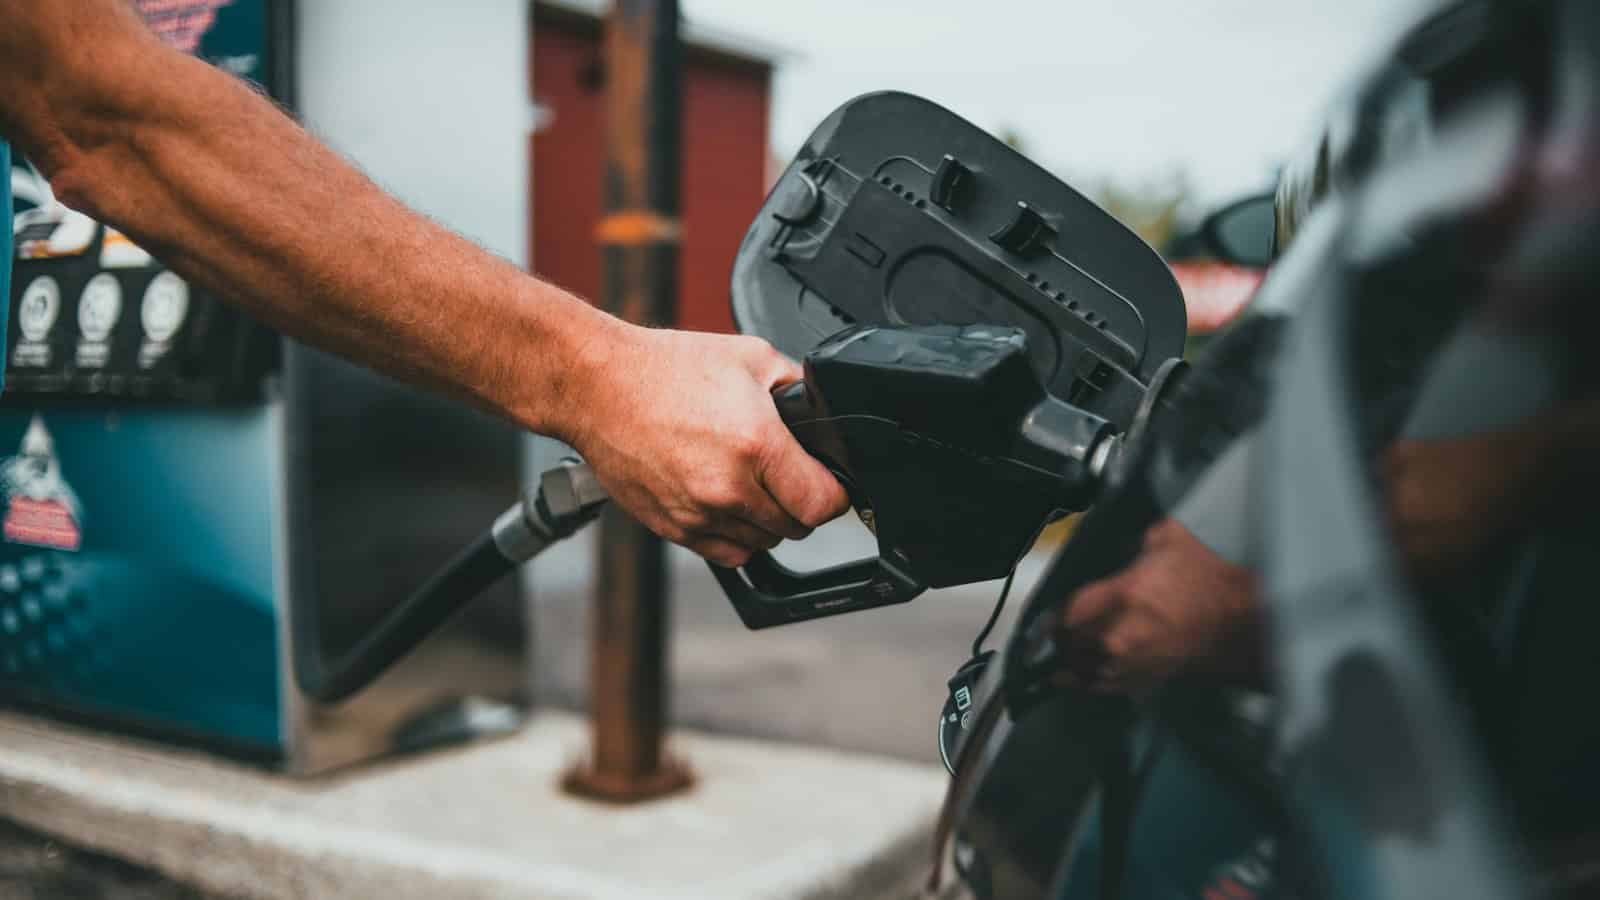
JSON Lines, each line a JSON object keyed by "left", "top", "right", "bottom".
{"left": 297, "top": 461, "right": 609, "bottom": 704}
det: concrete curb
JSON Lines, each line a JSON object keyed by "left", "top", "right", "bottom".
{"left": 0, "top": 711, "right": 953, "bottom": 899}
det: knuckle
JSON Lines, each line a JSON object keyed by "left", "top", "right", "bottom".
{"left": 1102, "top": 632, "right": 1132, "bottom": 660}
{"left": 676, "top": 506, "right": 714, "bottom": 533}
{"left": 728, "top": 336, "right": 769, "bottom": 366}
{"left": 665, "top": 517, "right": 704, "bottom": 545}
{"left": 794, "top": 482, "right": 844, "bottom": 528}
{"left": 703, "top": 478, "right": 747, "bottom": 512}
{"left": 739, "top": 432, "right": 771, "bottom": 464}
{"left": 799, "top": 502, "right": 833, "bottom": 529}
{"left": 790, "top": 495, "right": 824, "bottom": 529}
{"left": 737, "top": 334, "right": 778, "bottom": 360}
{"left": 1119, "top": 571, "right": 1149, "bottom": 601}
{"left": 732, "top": 429, "right": 770, "bottom": 467}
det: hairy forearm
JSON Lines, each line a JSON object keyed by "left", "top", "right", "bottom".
{"left": 1, "top": 2, "right": 617, "bottom": 439}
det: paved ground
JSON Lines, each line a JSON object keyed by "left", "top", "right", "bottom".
{"left": 0, "top": 819, "right": 211, "bottom": 900}
{"left": 529, "top": 517, "right": 1053, "bottom": 765}
{"left": 2, "top": 518, "right": 1054, "bottom": 897}
{"left": 0, "top": 710, "right": 953, "bottom": 900}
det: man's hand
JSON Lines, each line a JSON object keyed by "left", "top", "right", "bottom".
{"left": 1059, "top": 519, "right": 1260, "bottom": 695}
{"left": 565, "top": 324, "right": 849, "bottom": 567}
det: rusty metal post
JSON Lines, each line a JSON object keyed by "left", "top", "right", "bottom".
{"left": 562, "top": 0, "right": 693, "bottom": 803}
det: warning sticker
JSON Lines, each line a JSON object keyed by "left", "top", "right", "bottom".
{"left": 0, "top": 417, "right": 83, "bottom": 552}
{"left": 135, "top": 0, "right": 234, "bottom": 54}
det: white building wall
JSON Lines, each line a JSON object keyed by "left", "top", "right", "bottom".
{"left": 297, "top": 2, "right": 548, "bottom": 627}
{"left": 296, "top": 1, "right": 530, "bottom": 267}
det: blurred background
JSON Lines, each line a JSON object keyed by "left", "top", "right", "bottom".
{"left": 0, "top": 0, "right": 1442, "bottom": 780}
{"left": 523, "top": 0, "right": 1434, "bottom": 764}
{"left": 690, "top": 0, "right": 1420, "bottom": 206}
{"left": 0, "top": 0, "right": 1445, "bottom": 895}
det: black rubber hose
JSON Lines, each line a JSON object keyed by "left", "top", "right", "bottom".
{"left": 301, "top": 530, "right": 513, "bottom": 705}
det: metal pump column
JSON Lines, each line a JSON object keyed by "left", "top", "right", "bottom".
{"left": 562, "top": 0, "right": 693, "bottom": 802}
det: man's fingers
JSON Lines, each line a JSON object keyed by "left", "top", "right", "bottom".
{"left": 683, "top": 504, "right": 796, "bottom": 567}
{"left": 732, "top": 483, "right": 812, "bottom": 538}
{"left": 685, "top": 535, "right": 759, "bottom": 569}
{"left": 1059, "top": 579, "right": 1121, "bottom": 689}
{"left": 1063, "top": 576, "right": 1122, "bottom": 631}
{"left": 730, "top": 339, "right": 847, "bottom": 531}
{"left": 1142, "top": 517, "right": 1190, "bottom": 550}
{"left": 748, "top": 342, "right": 804, "bottom": 390}
{"left": 757, "top": 431, "right": 850, "bottom": 530}
{"left": 1060, "top": 642, "right": 1109, "bottom": 686}
{"left": 706, "top": 515, "right": 784, "bottom": 557}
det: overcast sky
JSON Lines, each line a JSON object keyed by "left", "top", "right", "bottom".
{"left": 679, "top": 0, "right": 1436, "bottom": 208}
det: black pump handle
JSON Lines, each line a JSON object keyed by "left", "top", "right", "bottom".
{"left": 711, "top": 552, "right": 924, "bottom": 629}
{"left": 709, "top": 381, "right": 928, "bottom": 630}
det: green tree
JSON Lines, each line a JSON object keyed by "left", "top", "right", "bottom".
{"left": 1092, "top": 172, "right": 1193, "bottom": 249}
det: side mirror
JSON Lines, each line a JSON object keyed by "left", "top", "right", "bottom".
{"left": 1200, "top": 193, "right": 1276, "bottom": 268}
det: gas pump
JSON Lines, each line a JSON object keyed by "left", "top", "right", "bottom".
{"left": 0, "top": 1, "right": 531, "bottom": 774}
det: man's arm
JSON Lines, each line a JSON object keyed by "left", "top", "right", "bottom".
{"left": 0, "top": 2, "right": 847, "bottom": 564}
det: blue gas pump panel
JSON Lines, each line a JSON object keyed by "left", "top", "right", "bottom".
{"left": 4, "top": 219, "right": 274, "bottom": 404}
{"left": 4, "top": 0, "right": 280, "bottom": 405}
{"left": 0, "top": 409, "right": 283, "bottom": 755}
{"left": 0, "top": 1, "right": 295, "bottom": 762}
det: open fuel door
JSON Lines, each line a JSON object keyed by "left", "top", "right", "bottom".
{"left": 732, "top": 91, "right": 1186, "bottom": 429}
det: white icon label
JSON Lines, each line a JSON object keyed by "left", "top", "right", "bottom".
{"left": 75, "top": 274, "right": 123, "bottom": 369}
{"left": 79, "top": 274, "right": 124, "bottom": 341}
{"left": 13, "top": 277, "right": 61, "bottom": 367}
{"left": 17, "top": 277, "right": 60, "bottom": 343}
{"left": 139, "top": 271, "right": 190, "bottom": 367}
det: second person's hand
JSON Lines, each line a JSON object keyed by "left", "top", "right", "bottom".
{"left": 561, "top": 321, "right": 850, "bottom": 567}
{"left": 1058, "top": 518, "right": 1262, "bottom": 695}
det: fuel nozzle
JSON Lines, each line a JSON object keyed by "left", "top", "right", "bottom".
{"left": 1088, "top": 432, "right": 1125, "bottom": 484}
{"left": 491, "top": 460, "right": 609, "bottom": 565}
{"left": 714, "top": 325, "right": 1149, "bottom": 629}
{"left": 1015, "top": 395, "right": 1121, "bottom": 508}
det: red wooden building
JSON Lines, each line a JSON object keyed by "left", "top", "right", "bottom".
{"left": 530, "top": 2, "right": 778, "bottom": 334}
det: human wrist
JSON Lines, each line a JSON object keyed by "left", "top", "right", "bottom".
{"left": 498, "top": 285, "right": 634, "bottom": 447}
